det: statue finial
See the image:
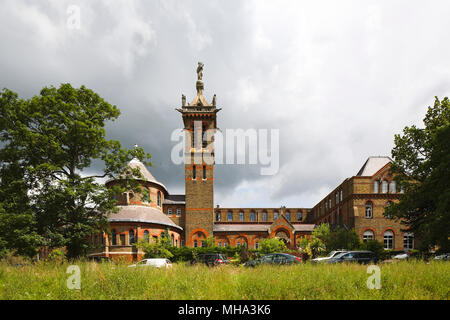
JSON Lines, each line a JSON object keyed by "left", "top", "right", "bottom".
{"left": 182, "top": 94, "right": 186, "bottom": 107}
{"left": 212, "top": 94, "right": 216, "bottom": 106}
{"left": 197, "top": 62, "right": 204, "bottom": 81}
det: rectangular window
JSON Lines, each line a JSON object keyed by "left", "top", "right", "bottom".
{"left": 176, "top": 208, "right": 181, "bottom": 216}
{"left": 168, "top": 208, "right": 172, "bottom": 215}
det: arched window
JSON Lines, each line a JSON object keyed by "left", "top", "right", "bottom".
{"left": 363, "top": 230, "right": 374, "bottom": 242}
{"left": 228, "top": 211, "right": 233, "bottom": 221}
{"left": 274, "top": 211, "right": 279, "bottom": 221}
{"left": 203, "top": 165, "right": 206, "bottom": 179}
{"left": 285, "top": 211, "right": 291, "bottom": 221}
{"left": 262, "top": 211, "right": 267, "bottom": 221}
{"left": 143, "top": 230, "right": 150, "bottom": 242}
{"left": 171, "top": 234, "right": 175, "bottom": 246}
{"left": 239, "top": 211, "right": 244, "bottom": 222}
{"left": 403, "top": 232, "right": 414, "bottom": 250}
{"left": 297, "top": 211, "right": 303, "bottom": 221}
{"left": 157, "top": 191, "right": 161, "bottom": 207}
{"left": 250, "top": 211, "right": 256, "bottom": 222}
{"left": 365, "top": 202, "right": 373, "bottom": 219}
{"left": 389, "top": 181, "right": 396, "bottom": 193}
{"left": 111, "top": 229, "right": 117, "bottom": 246}
{"left": 216, "top": 211, "right": 221, "bottom": 221}
{"left": 384, "top": 230, "right": 394, "bottom": 249}
{"left": 194, "top": 240, "right": 198, "bottom": 248}
{"left": 129, "top": 229, "right": 136, "bottom": 245}
{"left": 193, "top": 165, "right": 196, "bottom": 179}
{"left": 373, "top": 180, "right": 379, "bottom": 193}
{"left": 382, "top": 180, "right": 388, "bottom": 193}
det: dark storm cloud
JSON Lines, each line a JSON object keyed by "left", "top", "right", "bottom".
{"left": 1, "top": 0, "right": 450, "bottom": 208}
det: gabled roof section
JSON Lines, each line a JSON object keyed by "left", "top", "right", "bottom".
{"left": 356, "top": 156, "right": 392, "bottom": 177}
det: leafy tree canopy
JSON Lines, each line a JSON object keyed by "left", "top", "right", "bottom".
{"left": 0, "top": 84, "right": 151, "bottom": 259}
{"left": 387, "top": 97, "right": 450, "bottom": 252}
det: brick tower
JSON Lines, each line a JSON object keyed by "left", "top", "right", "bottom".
{"left": 176, "top": 63, "right": 221, "bottom": 247}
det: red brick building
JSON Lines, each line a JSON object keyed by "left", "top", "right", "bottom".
{"left": 88, "top": 66, "right": 414, "bottom": 260}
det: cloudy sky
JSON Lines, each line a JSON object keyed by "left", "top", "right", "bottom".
{"left": 1, "top": 0, "right": 450, "bottom": 208}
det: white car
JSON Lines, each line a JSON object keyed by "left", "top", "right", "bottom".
{"left": 312, "top": 250, "right": 348, "bottom": 263}
{"left": 128, "top": 258, "right": 173, "bottom": 269}
{"left": 393, "top": 253, "right": 409, "bottom": 260}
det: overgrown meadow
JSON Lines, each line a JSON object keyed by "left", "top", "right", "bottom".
{"left": 0, "top": 260, "right": 448, "bottom": 300}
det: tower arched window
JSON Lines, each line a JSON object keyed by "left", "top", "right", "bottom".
{"left": 111, "top": 229, "right": 117, "bottom": 246}
{"left": 129, "top": 229, "right": 136, "bottom": 245}
{"left": 384, "top": 230, "right": 394, "bottom": 249}
{"left": 171, "top": 234, "right": 175, "bottom": 247}
{"left": 239, "top": 211, "right": 244, "bottom": 222}
{"left": 389, "top": 181, "right": 396, "bottom": 193}
{"left": 143, "top": 230, "right": 150, "bottom": 243}
{"left": 228, "top": 211, "right": 233, "bottom": 221}
{"left": 157, "top": 191, "right": 161, "bottom": 207}
{"left": 250, "top": 211, "right": 256, "bottom": 222}
{"left": 365, "top": 202, "right": 373, "bottom": 219}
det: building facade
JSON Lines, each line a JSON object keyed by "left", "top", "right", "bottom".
{"left": 89, "top": 65, "right": 414, "bottom": 260}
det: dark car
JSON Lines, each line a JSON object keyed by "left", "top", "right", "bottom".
{"left": 88, "top": 256, "right": 112, "bottom": 263}
{"left": 244, "top": 253, "right": 302, "bottom": 267}
{"left": 190, "top": 253, "right": 230, "bottom": 266}
{"left": 327, "top": 251, "right": 377, "bottom": 264}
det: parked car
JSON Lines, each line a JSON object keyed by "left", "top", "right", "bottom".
{"left": 244, "top": 253, "right": 302, "bottom": 267}
{"left": 327, "top": 251, "right": 377, "bottom": 264}
{"left": 128, "top": 258, "right": 173, "bottom": 269}
{"left": 392, "top": 252, "right": 409, "bottom": 260}
{"left": 190, "top": 253, "right": 230, "bottom": 266}
{"left": 434, "top": 253, "right": 449, "bottom": 261}
{"left": 311, "top": 250, "right": 348, "bottom": 263}
{"left": 88, "top": 256, "right": 112, "bottom": 263}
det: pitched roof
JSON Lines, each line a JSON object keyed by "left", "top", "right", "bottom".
{"left": 356, "top": 156, "right": 392, "bottom": 177}
{"left": 109, "top": 205, "right": 182, "bottom": 230}
{"left": 213, "top": 224, "right": 269, "bottom": 232}
{"left": 163, "top": 194, "right": 186, "bottom": 205}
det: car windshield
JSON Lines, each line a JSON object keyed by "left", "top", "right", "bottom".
{"left": 333, "top": 252, "right": 349, "bottom": 259}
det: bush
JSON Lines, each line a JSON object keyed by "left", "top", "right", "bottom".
{"left": 258, "top": 238, "right": 287, "bottom": 254}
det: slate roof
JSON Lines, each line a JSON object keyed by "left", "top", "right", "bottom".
{"left": 163, "top": 194, "right": 186, "bottom": 205}
{"left": 356, "top": 156, "right": 392, "bottom": 177}
{"left": 109, "top": 205, "right": 182, "bottom": 230}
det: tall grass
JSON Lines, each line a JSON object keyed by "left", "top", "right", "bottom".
{"left": 0, "top": 261, "right": 448, "bottom": 300}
